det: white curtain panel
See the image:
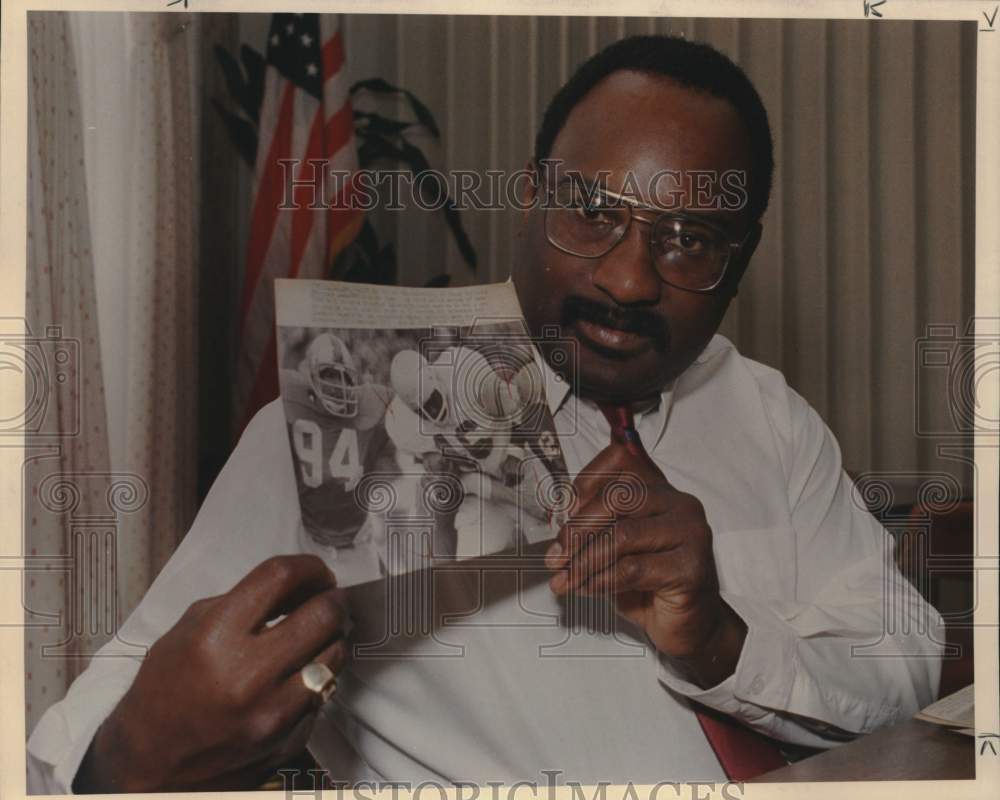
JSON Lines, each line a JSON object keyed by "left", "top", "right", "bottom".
{"left": 114, "top": 12, "right": 199, "bottom": 620}
{"left": 71, "top": 11, "right": 200, "bottom": 622}
{"left": 24, "top": 11, "right": 201, "bottom": 732}
{"left": 24, "top": 11, "right": 113, "bottom": 736}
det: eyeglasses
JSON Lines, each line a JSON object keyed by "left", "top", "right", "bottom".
{"left": 542, "top": 179, "right": 751, "bottom": 293}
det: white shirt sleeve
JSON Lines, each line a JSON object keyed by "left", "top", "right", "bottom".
{"left": 656, "top": 386, "right": 944, "bottom": 749}
{"left": 26, "top": 401, "right": 303, "bottom": 793}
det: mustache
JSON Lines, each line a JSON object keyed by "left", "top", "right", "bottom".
{"left": 561, "top": 296, "right": 669, "bottom": 351}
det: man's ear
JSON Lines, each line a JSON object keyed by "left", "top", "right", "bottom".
{"left": 724, "top": 221, "right": 762, "bottom": 296}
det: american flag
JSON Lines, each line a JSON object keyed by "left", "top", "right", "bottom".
{"left": 235, "top": 13, "right": 363, "bottom": 434}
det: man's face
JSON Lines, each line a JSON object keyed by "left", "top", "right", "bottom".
{"left": 512, "top": 71, "right": 761, "bottom": 405}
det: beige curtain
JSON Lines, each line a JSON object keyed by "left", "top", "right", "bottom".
{"left": 115, "top": 12, "right": 199, "bottom": 618}
{"left": 334, "top": 16, "right": 976, "bottom": 493}
{"left": 64, "top": 10, "right": 199, "bottom": 626}
{"left": 24, "top": 11, "right": 201, "bottom": 733}
{"left": 23, "top": 11, "right": 117, "bottom": 736}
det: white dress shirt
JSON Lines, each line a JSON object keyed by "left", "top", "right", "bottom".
{"left": 26, "top": 334, "right": 943, "bottom": 791}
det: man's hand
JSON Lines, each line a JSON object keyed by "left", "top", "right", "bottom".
{"left": 74, "top": 555, "right": 350, "bottom": 793}
{"left": 545, "top": 440, "right": 746, "bottom": 689}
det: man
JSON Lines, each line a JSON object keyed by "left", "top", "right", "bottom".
{"left": 385, "top": 343, "right": 555, "bottom": 558}
{"left": 27, "top": 35, "right": 942, "bottom": 792}
{"left": 282, "top": 333, "right": 391, "bottom": 547}
{"left": 279, "top": 332, "right": 393, "bottom": 585}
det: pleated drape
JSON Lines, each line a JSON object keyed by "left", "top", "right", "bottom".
{"left": 338, "top": 16, "right": 976, "bottom": 490}
{"left": 24, "top": 11, "right": 201, "bottom": 732}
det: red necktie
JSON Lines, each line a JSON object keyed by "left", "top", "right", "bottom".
{"left": 598, "top": 404, "right": 787, "bottom": 781}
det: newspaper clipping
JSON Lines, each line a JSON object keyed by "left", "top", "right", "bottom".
{"left": 275, "top": 279, "right": 572, "bottom": 587}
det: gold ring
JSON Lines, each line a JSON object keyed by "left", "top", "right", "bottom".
{"left": 300, "top": 662, "right": 337, "bottom": 703}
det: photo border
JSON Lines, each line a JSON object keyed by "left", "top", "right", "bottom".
{"left": 1, "top": 2, "right": 997, "bottom": 799}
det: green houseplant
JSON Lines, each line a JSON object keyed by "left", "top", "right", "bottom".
{"left": 212, "top": 44, "right": 477, "bottom": 287}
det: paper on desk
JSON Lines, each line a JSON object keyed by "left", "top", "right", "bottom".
{"left": 914, "top": 683, "right": 974, "bottom": 731}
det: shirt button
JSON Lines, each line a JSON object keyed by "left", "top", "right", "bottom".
{"left": 749, "top": 675, "right": 766, "bottom": 694}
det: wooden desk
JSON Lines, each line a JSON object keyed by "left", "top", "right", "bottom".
{"left": 751, "top": 718, "right": 975, "bottom": 782}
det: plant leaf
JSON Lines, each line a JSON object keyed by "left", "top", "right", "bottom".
{"left": 355, "top": 218, "right": 380, "bottom": 257}
{"left": 213, "top": 45, "right": 250, "bottom": 120}
{"left": 350, "top": 77, "right": 441, "bottom": 138}
{"left": 354, "top": 111, "right": 413, "bottom": 138}
{"left": 356, "top": 133, "right": 414, "bottom": 170}
{"left": 398, "top": 140, "right": 477, "bottom": 270}
{"left": 351, "top": 132, "right": 478, "bottom": 273}
{"left": 340, "top": 241, "right": 396, "bottom": 285}
{"left": 399, "top": 92, "right": 440, "bottom": 139}
{"left": 350, "top": 77, "right": 398, "bottom": 95}
{"left": 239, "top": 45, "right": 266, "bottom": 124}
{"left": 210, "top": 97, "right": 258, "bottom": 167}
{"left": 372, "top": 243, "right": 398, "bottom": 285}
{"left": 425, "top": 273, "right": 452, "bottom": 287}
{"left": 331, "top": 218, "right": 382, "bottom": 282}
{"left": 356, "top": 134, "right": 409, "bottom": 170}
{"left": 397, "top": 138, "right": 433, "bottom": 174}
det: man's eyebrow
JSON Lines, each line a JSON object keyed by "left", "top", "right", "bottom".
{"left": 567, "top": 171, "right": 614, "bottom": 191}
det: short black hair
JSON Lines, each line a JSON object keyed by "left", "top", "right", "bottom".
{"left": 534, "top": 34, "right": 774, "bottom": 223}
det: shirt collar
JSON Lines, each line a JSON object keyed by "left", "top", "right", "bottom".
{"left": 532, "top": 345, "right": 677, "bottom": 453}
{"left": 534, "top": 345, "right": 572, "bottom": 417}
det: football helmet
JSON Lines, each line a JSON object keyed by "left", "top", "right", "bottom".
{"left": 511, "top": 360, "right": 543, "bottom": 408}
{"left": 305, "top": 333, "right": 359, "bottom": 417}
{"left": 391, "top": 348, "right": 450, "bottom": 425}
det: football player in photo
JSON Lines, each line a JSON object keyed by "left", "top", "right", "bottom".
{"left": 384, "top": 345, "right": 557, "bottom": 558}
{"left": 280, "top": 333, "right": 393, "bottom": 553}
